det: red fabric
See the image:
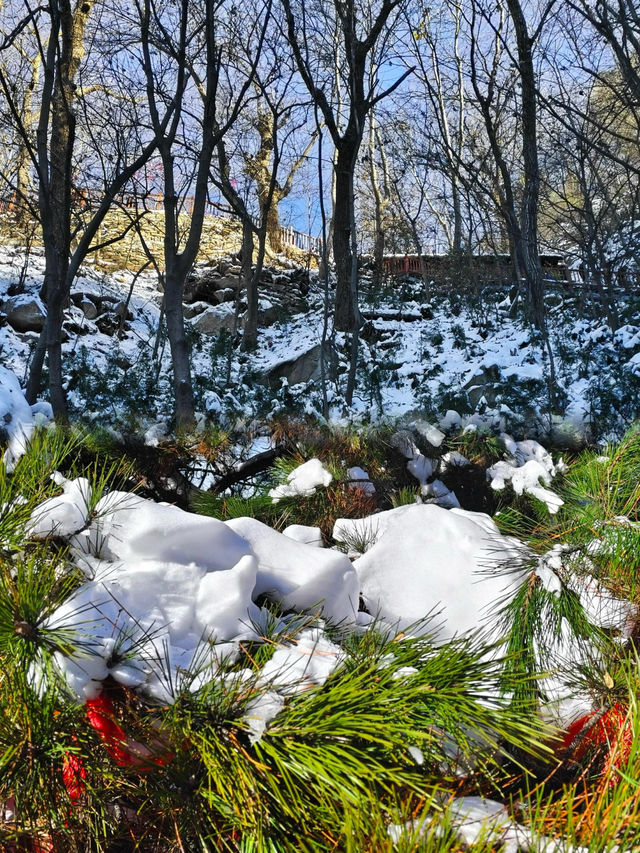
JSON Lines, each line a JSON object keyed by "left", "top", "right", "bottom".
{"left": 61, "top": 751, "right": 86, "bottom": 803}
{"left": 60, "top": 689, "right": 173, "bottom": 807}
{"left": 85, "top": 693, "right": 134, "bottom": 767}
{"left": 560, "top": 702, "right": 632, "bottom": 779}
{"left": 85, "top": 691, "right": 173, "bottom": 769}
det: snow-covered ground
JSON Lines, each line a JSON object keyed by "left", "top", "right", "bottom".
{"left": 2, "top": 245, "right": 640, "bottom": 443}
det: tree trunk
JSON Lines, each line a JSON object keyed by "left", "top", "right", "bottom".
{"left": 266, "top": 205, "right": 282, "bottom": 253}
{"left": 164, "top": 263, "right": 195, "bottom": 431}
{"left": 506, "top": 0, "right": 545, "bottom": 331}
{"left": 333, "top": 145, "right": 358, "bottom": 331}
{"left": 368, "top": 115, "right": 386, "bottom": 287}
{"left": 241, "top": 220, "right": 258, "bottom": 349}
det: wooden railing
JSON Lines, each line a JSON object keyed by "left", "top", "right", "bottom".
{"left": 383, "top": 253, "right": 571, "bottom": 284}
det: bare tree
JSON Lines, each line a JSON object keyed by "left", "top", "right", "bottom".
{"left": 138, "top": 0, "right": 271, "bottom": 428}
{"left": 0, "top": 0, "right": 168, "bottom": 416}
{"left": 281, "top": 0, "right": 412, "bottom": 333}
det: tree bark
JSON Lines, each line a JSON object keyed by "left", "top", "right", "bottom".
{"left": 506, "top": 0, "right": 545, "bottom": 330}
{"left": 164, "top": 262, "right": 195, "bottom": 431}
{"left": 333, "top": 143, "right": 359, "bottom": 331}
{"left": 241, "top": 219, "right": 258, "bottom": 349}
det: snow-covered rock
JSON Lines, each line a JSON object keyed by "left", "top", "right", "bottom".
{"left": 3, "top": 293, "right": 46, "bottom": 332}
{"left": 346, "top": 466, "right": 375, "bottom": 495}
{"left": 74, "top": 491, "right": 252, "bottom": 569}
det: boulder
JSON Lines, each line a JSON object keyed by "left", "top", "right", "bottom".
{"left": 464, "top": 364, "right": 501, "bottom": 409}
{"left": 184, "top": 271, "right": 240, "bottom": 304}
{"left": 95, "top": 312, "right": 121, "bottom": 336}
{"left": 79, "top": 297, "right": 98, "bottom": 320}
{"left": 183, "top": 301, "right": 210, "bottom": 320}
{"left": 214, "top": 288, "right": 236, "bottom": 304}
{"left": 70, "top": 292, "right": 100, "bottom": 320}
{"left": 190, "top": 303, "right": 238, "bottom": 336}
{"left": 3, "top": 294, "right": 46, "bottom": 332}
{"left": 114, "top": 301, "right": 133, "bottom": 321}
{"left": 266, "top": 342, "right": 334, "bottom": 387}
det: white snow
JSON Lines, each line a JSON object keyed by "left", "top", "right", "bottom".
{"left": 283, "top": 523, "right": 324, "bottom": 547}
{"left": 242, "top": 628, "right": 345, "bottom": 742}
{"left": 407, "top": 453, "right": 435, "bottom": 486}
{"left": 27, "top": 473, "right": 92, "bottom": 539}
{"left": 346, "top": 504, "right": 526, "bottom": 637}
{"left": 268, "top": 457, "right": 332, "bottom": 501}
{"left": 487, "top": 435, "right": 565, "bottom": 513}
{"left": 346, "top": 465, "right": 375, "bottom": 495}
{"left": 388, "top": 796, "right": 590, "bottom": 852}
{"left": 226, "top": 516, "right": 359, "bottom": 625}
{"left": 0, "top": 366, "right": 36, "bottom": 472}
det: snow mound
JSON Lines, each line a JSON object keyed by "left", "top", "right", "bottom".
{"left": 344, "top": 504, "right": 526, "bottom": 637}
{"left": 283, "top": 523, "right": 324, "bottom": 547}
{"left": 487, "top": 434, "right": 565, "bottom": 513}
{"left": 27, "top": 473, "right": 92, "bottom": 538}
{"left": 41, "top": 493, "right": 261, "bottom": 701}
{"left": 268, "top": 457, "right": 332, "bottom": 501}
{"left": 0, "top": 366, "right": 36, "bottom": 472}
{"left": 226, "top": 516, "right": 359, "bottom": 625}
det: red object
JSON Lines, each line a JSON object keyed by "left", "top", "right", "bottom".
{"left": 85, "top": 693, "right": 137, "bottom": 767}
{"left": 61, "top": 751, "right": 86, "bottom": 803}
{"left": 560, "top": 702, "right": 633, "bottom": 780}
{"left": 85, "top": 692, "right": 173, "bottom": 769}
{"left": 60, "top": 689, "right": 173, "bottom": 804}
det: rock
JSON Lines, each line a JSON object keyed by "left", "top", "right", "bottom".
{"left": 79, "top": 297, "right": 98, "bottom": 320}
{"left": 183, "top": 301, "right": 210, "bottom": 320}
{"left": 214, "top": 288, "right": 236, "bottom": 304}
{"left": 95, "top": 312, "right": 121, "bottom": 336}
{"left": 3, "top": 294, "right": 46, "bottom": 332}
{"left": 258, "top": 304, "right": 279, "bottom": 326}
{"left": 190, "top": 303, "right": 238, "bottom": 336}
{"left": 214, "top": 275, "right": 242, "bottom": 291}
{"left": 114, "top": 301, "right": 133, "bottom": 321}
{"left": 63, "top": 319, "right": 91, "bottom": 337}
{"left": 266, "top": 342, "right": 334, "bottom": 387}
{"left": 184, "top": 271, "right": 241, "bottom": 304}
{"left": 464, "top": 364, "right": 501, "bottom": 409}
